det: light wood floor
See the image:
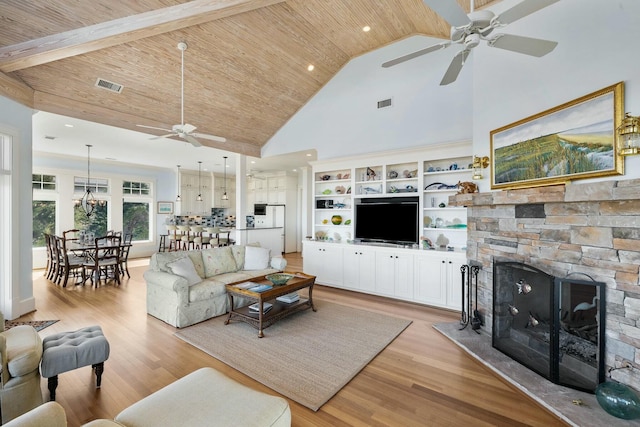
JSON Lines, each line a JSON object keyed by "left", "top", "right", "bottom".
{"left": 24, "top": 253, "right": 568, "bottom": 427}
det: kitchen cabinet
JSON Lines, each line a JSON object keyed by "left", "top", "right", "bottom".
{"left": 176, "top": 172, "right": 211, "bottom": 216}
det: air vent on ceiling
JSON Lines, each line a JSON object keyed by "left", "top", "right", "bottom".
{"left": 95, "top": 78, "right": 124, "bottom": 94}
{"left": 377, "top": 98, "right": 392, "bottom": 109}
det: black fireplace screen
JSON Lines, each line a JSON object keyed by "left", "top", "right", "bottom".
{"left": 493, "top": 261, "right": 605, "bottom": 393}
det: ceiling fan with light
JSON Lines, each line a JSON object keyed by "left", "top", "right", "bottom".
{"left": 382, "top": 0, "right": 559, "bottom": 85}
{"left": 137, "top": 42, "right": 226, "bottom": 147}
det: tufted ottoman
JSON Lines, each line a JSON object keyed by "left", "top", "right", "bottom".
{"left": 40, "top": 325, "right": 110, "bottom": 401}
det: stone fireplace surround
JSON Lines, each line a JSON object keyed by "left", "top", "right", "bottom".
{"left": 450, "top": 178, "right": 640, "bottom": 393}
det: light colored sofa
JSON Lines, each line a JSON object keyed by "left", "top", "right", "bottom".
{"left": 144, "top": 245, "right": 286, "bottom": 328}
{"left": 4, "top": 367, "right": 291, "bottom": 426}
{"left": 0, "top": 312, "right": 44, "bottom": 423}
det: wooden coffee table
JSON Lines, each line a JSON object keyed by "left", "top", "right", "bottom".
{"left": 224, "top": 272, "right": 316, "bottom": 337}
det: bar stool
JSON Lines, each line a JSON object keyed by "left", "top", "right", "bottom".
{"left": 166, "top": 225, "right": 180, "bottom": 251}
{"left": 191, "top": 226, "right": 210, "bottom": 249}
{"left": 204, "top": 227, "right": 221, "bottom": 247}
{"left": 177, "top": 225, "right": 193, "bottom": 250}
{"left": 158, "top": 234, "right": 168, "bottom": 252}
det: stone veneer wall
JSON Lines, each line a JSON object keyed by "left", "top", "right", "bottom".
{"left": 450, "top": 179, "right": 640, "bottom": 390}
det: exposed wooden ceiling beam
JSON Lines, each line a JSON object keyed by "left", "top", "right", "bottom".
{"left": 0, "top": 0, "right": 285, "bottom": 73}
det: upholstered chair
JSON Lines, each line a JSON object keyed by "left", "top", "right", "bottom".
{"left": 0, "top": 312, "right": 44, "bottom": 423}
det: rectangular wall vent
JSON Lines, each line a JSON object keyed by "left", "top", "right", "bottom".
{"left": 44, "top": 135, "right": 56, "bottom": 140}
{"left": 377, "top": 98, "right": 392, "bottom": 109}
{"left": 95, "top": 78, "right": 124, "bottom": 94}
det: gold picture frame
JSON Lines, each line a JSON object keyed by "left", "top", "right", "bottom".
{"left": 157, "top": 201, "right": 174, "bottom": 214}
{"left": 491, "top": 82, "right": 624, "bottom": 190}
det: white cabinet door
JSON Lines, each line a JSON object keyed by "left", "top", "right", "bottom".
{"left": 445, "top": 254, "right": 466, "bottom": 311}
{"left": 302, "top": 242, "right": 343, "bottom": 286}
{"left": 394, "top": 253, "right": 414, "bottom": 299}
{"left": 343, "top": 247, "right": 376, "bottom": 292}
{"left": 375, "top": 252, "right": 397, "bottom": 296}
{"left": 414, "top": 255, "right": 447, "bottom": 306}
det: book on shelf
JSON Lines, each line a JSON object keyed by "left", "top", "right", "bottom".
{"left": 249, "top": 302, "right": 273, "bottom": 313}
{"left": 247, "top": 284, "right": 272, "bottom": 293}
{"left": 276, "top": 292, "right": 300, "bottom": 304}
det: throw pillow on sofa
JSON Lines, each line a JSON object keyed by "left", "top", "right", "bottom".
{"left": 202, "top": 246, "right": 237, "bottom": 277}
{"left": 243, "top": 246, "right": 270, "bottom": 270}
{"left": 166, "top": 257, "right": 201, "bottom": 286}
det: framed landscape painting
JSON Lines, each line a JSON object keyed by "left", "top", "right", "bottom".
{"left": 157, "top": 201, "right": 173, "bottom": 214}
{"left": 491, "top": 82, "right": 624, "bottom": 190}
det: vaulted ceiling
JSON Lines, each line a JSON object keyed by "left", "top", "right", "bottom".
{"left": 0, "top": 0, "right": 496, "bottom": 158}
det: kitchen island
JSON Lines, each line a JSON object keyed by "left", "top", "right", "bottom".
{"left": 230, "top": 227, "right": 284, "bottom": 256}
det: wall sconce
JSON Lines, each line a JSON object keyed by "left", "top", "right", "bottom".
{"left": 618, "top": 112, "right": 640, "bottom": 156}
{"left": 472, "top": 155, "right": 489, "bottom": 179}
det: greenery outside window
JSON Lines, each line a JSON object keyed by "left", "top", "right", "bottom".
{"left": 32, "top": 200, "right": 56, "bottom": 247}
{"left": 123, "top": 201, "right": 150, "bottom": 241}
{"left": 74, "top": 202, "right": 108, "bottom": 236}
{"left": 32, "top": 174, "right": 56, "bottom": 190}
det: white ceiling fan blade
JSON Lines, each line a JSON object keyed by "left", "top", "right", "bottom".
{"left": 488, "top": 34, "right": 557, "bottom": 57}
{"left": 192, "top": 132, "right": 227, "bottom": 143}
{"left": 494, "top": 0, "right": 560, "bottom": 26}
{"left": 422, "top": 0, "right": 470, "bottom": 27}
{"left": 440, "top": 49, "right": 470, "bottom": 86}
{"left": 137, "top": 124, "right": 172, "bottom": 132}
{"left": 382, "top": 41, "right": 451, "bottom": 68}
{"left": 149, "top": 133, "right": 175, "bottom": 140}
{"left": 182, "top": 134, "right": 202, "bottom": 147}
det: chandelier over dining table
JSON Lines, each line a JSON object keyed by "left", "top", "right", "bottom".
{"left": 75, "top": 144, "right": 104, "bottom": 217}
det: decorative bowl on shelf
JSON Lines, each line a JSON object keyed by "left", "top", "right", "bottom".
{"left": 265, "top": 273, "right": 295, "bottom": 286}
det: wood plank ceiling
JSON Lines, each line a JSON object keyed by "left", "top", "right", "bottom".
{"left": 0, "top": 0, "right": 495, "bottom": 157}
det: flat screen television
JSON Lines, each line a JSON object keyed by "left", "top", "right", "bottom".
{"left": 354, "top": 198, "right": 419, "bottom": 245}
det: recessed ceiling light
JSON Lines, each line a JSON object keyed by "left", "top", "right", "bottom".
{"left": 292, "top": 169, "right": 297, "bottom": 172}
{"left": 362, "top": 26, "right": 371, "bottom": 32}
{"left": 306, "top": 153, "right": 312, "bottom": 157}
{"left": 307, "top": 64, "right": 315, "bottom": 72}
{"left": 250, "top": 160, "right": 256, "bottom": 164}
{"left": 64, "top": 124, "right": 74, "bottom": 128}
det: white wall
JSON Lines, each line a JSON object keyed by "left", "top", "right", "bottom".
{"left": 472, "top": 0, "right": 640, "bottom": 190}
{"left": 264, "top": 35, "right": 474, "bottom": 160}
{"left": 266, "top": 0, "right": 640, "bottom": 185}
{"left": 0, "top": 97, "right": 34, "bottom": 319}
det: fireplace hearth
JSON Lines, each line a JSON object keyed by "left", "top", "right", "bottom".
{"left": 493, "top": 261, "right": 605, "bottom": 393}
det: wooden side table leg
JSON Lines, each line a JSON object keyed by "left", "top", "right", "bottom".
{"left": 309, "top": 283, "right": 317, "bottom": 312}
{"left": 224, "top": 294, "right": 234, "bottom": 325}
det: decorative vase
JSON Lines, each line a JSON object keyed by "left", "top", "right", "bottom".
{"left": 331, "top": 215, "right": 342, "bottom": 225}
{"left": 596, "top": 381, "right": 640, "bottom": 420}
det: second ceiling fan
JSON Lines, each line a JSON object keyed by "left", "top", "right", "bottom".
{"left": 138, "top": 42, "right": 226, "bottom": 147}
{"left": 383, "top": 0, "right": 559, "bottom": 85}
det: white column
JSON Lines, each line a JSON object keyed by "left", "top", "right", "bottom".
{"left": 235, "top": 155, "right": 247, "bottom": 244}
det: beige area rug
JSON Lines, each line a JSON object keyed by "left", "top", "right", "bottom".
{"left": 175, "top": 301, "right": 411, "bottom": 411}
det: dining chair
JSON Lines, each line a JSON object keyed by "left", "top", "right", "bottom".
{"left": 53, "top": 236, "right": 84, "bottom": 287}
{"left": 44, "top": 233, "right": 55, "bottom": 280}
{"left": 82, "top": 235, "right": 121, "bottom": 287}
{"left": 119, "top": 233, "right": 133, "bottom": 278}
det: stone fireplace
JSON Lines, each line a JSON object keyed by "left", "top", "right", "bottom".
{"left": 451, "top": 178, "right": 640, "bottom": 392}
